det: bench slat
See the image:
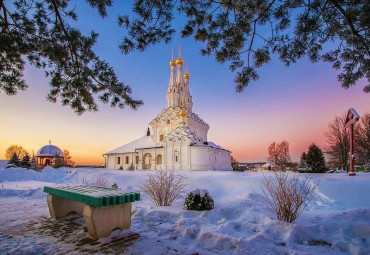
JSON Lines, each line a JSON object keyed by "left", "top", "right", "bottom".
{"left": 43, "top": 185, "right": 140, "bottom": 208}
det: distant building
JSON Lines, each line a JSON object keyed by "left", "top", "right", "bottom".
{"left": 261, "top": 163, "right": 279, "bottom": 171}
{"left": 104, "top": 49, "right": 232, "bottom": 171}
{"left": 35, "top": 142, "right": 64, "bottom": 166}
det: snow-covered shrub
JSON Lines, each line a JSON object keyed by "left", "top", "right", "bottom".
{"left": 127, "top": 162, "right": 135, "bottom": 171}
{"left": 257, "top": 171, "right": 318, "bottom": 223}
{"left": 139, "top": 169, "right": 187, "bottom": 206}
{"left": 5, "top": 164, "right": 17, "bottom": 169}
{"left": 94, "top": 175, "right": 109, "bottom": 187}
{"left": 184, "top": 188, "right": 214, "bottom": 211}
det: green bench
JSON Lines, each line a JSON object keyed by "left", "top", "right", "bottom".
{"left": 43, "top": 185, "right": 140, "bottom": 239}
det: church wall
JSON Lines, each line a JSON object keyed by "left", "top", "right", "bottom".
{"left": 106, "top": 153, "right": 140, "bottom": 170}
{"left": 106, "top": 145, "right": 231, "bottom": 171}
{"left": 190, "top": 146, "right": 232, "bottom": 171}
{"left": 135, "top": 147, "right": 165, "bottom": 170}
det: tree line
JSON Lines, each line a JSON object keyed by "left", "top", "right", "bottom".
{"left": 264, "top": 111, "right": 370, "bottom": 173}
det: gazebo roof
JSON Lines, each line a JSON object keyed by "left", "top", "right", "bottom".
{"left": 36, "top": 145, "right": 64, "bottom": 157}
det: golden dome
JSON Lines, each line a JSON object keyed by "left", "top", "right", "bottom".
{"left": 170, "top": 60, "right": 176, "bottom": 66}
{"left": 178, "top": 108, "right": 186, "bottom": 118}
{"left": 176, "top": 57, "right": 183, "bottom": 65}
{"left": 184, "top": 72, "right": 190, "bottom": 79}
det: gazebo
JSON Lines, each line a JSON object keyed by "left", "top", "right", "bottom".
{"left": 35, "top": 142, "right": 64, "bottom": 166}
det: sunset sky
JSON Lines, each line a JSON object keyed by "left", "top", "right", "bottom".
{"left": 0, "top": 2, "right": 368, "bottom": 165}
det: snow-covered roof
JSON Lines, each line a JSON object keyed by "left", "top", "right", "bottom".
{"left": 261, "top": 163, "right": 275, "bottom": 167}
{"left": 36, "top": 145, "right": 64, "bottom": 157}
{"left": 192, "top": 141, "right": 230, "bottom": 151}
{"left": 105, "top": 135, "right": 161, "bottom": 154}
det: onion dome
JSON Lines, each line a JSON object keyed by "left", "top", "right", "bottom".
{"left": 176, "top": 46, "right": 183, "bottom": 65}
{"left": 178, "top": 108, "right": 187, "bottom": 118}
{"left": 176, "top": 57, "right": 183, "bottom": 65}
{"left": 36, "top": 144, "right": 64, "bottom": 157}
{"left": 184, "top": 64, "right": 190, "bottom": 79}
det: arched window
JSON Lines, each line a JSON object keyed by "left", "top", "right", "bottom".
{"left": 117, "top": 157, "right": 121, "bottom": 164}
{"left": 136, "top": 155, "right": 139, "bottom": 164}
{"left": 160, "top": 134, "right": 164, "bottom": 141}
{"left": 157, "top": 154, "right": 162, "bottom": 165}
{"left": 167, "top": 119, "right": 170, "bottom": 124}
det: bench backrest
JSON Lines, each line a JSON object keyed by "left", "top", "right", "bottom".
{"left": 44, "top": 185, "right": 140, "bottom": 207}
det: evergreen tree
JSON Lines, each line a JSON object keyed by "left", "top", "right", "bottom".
{"left": 1, "top": 0, "right": 142, "bottom": 114}
{"left": 30, "top": 155, "right": 39, "bottom": 171}
{"left": 53, "top": 153, "right": 65, "bottom": 169}
{"left": 21, "top": 154, "right": 31, "bottom": 168}
{"left": 8, "top": 153, "right": 20, "bottom": 166}
{"left": 306, "top": 144, "right": 326, "bottom": 173}
{"left": 300, "top": 152, "right": 307, "bottom": 168}
{"left": 127, "top": 162, "right": 135, "bottom": 171}
{"left": 120, "top": 0, "right": 370, "bottom": 93}
{"left": 1, "top": 0, "right": 369, "bottom": 110}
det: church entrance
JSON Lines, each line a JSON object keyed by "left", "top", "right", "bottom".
{"left": 143, "top": 153, "right": 152, "bottom": 169}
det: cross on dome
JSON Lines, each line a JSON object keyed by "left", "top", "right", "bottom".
{"left": 176, "top": 45, "right": 183, "bottom": 65}
{"left": 184, "top": 64, "right": 190, "bottom": 79}
{"left": 170, "top": 49, "right": 176, "bottom": 67}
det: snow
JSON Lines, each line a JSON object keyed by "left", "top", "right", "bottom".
{"left": 191, "top": 188, "right": 213, "bottom": 199}
{"left": 0, "top": 167, "right": 369, "bottom": 254}
{"left": 105, "top": 135, "right": 161, "bottom": 154}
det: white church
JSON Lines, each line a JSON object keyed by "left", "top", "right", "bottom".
{"left": 104, "top": 50, "right": 232, "bottom": 171}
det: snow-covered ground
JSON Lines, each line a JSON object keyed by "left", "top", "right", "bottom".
{"left": 0, "top": 166, "right": 369, "bottom": 254}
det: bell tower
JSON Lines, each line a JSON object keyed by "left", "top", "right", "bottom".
{"left": 166, "top": 47, "right": 193, "bottom": 112}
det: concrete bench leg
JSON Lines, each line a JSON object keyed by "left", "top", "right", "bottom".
{"left": 83, "top": 203, "right": 132, "bottom": 239}
{"left": 47, "top": 194, "right": 85, "bottom": 219}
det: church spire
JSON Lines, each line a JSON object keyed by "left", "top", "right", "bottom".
{"left": 167, "top": 47, "right": 193, "bottom": 112}
{"left": 176, "top": 45, "right": 184, "bottom": 85}
{"left": 168, "top": 49, "right": 176, "bottom": 89}
{"left": 184, "top": 64, "right": 190, "bottom": 82}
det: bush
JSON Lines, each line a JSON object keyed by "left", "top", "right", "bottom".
{"left": 139, "top": 169, "right": 187, "bottom": 206}
{"left": 127, "top": 162, "right": 135, "bottom": 171}
{"left": 184, "top": 189, "right": 214, "bottom": 211}
{"left": 94, "top": 175, "right": 109, "bottom": 187}
{"left": 257, "top": 172, "right": 318, "bottom": 223}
